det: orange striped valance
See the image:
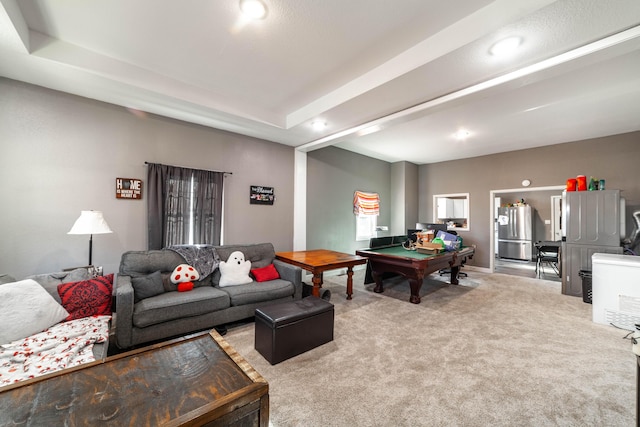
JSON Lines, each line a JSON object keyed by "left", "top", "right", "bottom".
{"left": 353, "top": 191, "right": 379, "bottom": 216}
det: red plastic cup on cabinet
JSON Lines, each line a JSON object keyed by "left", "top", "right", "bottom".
{"left": 576, "top": 175, "right": 587, "bottom": 191}
{"left": 566, "top": 178, "right": 577, "bottom": 191}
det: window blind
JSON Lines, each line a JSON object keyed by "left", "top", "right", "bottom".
{"left": 353, "top": 191, "right": 380, "bottom": 216}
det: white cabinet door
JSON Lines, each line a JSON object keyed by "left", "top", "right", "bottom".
{"left": 437, "top": 198, "right": 451, "bottom": 218}
{"left": 438, "top": 198, "right": 467, "bottom": 218}
{"left": 453, "top": 199, "right": 466, "bottom": 218}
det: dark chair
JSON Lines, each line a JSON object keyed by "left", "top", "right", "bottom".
{"left": 439, "top": 262, "right": 468, "bottom": 278}
{"left": 364, "top": 235, "right": 407, "bottom": 284}
{"left": 438, "top": 230, "right": 467, "bottom": 278}
{"left": 535, "top": 242, "right": 560, "bottom": 279}
{"left": 391, "top": 235, "right": 408, "bottom": 245}
{"left": 369, "top": 236, "right": 393, "bottom": 248}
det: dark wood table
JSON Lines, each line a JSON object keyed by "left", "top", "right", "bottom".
{"left": 0, "top": 330, "right": 269, "bottom": 426}
{"left": 356, "top": 245, "right": 475, "bottom": 304}
{"left": 276, "top": 249, "right": 368, "bottom": 300}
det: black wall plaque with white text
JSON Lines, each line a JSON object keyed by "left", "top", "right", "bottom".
{"left": 250, "top": 185, "right": 274, "bottom": 205}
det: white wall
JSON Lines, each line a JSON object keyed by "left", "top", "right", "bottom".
{"left": 0, "top": 78, "right": 295, "bottom": 279}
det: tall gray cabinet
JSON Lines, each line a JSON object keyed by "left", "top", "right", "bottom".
{"left": 561, "top": 189, "right": 623, "bottom": 297}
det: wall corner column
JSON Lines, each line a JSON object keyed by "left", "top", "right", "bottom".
{"left": 293, "top": 150, "right": 307, "bottom": 250}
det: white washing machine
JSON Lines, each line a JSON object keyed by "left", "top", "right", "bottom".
{"left": 592, "top": 253, "right": 640, "bottom": 330}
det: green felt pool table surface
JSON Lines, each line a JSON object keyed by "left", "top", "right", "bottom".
{"left": 360, "top": 245, "right": 444, "bottom": 259}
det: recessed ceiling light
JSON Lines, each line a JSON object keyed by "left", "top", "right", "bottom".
{"left": 239, "top": 0, "right": 268, "bottom": 20}
{"left": 311, "top": 120, "right": 327, "bottom": 131}
{"left": 489, "top": 36, "right": 522, "bottom": 57}
{"left": 454, "top": 129, "right": 471, "bottom": 140}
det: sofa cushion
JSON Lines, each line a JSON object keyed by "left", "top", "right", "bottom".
{"left": 120, "top": 250, "right": 184, "bottom": 276}
{"left": 251, "top": 263, "right": 280, "bottom": 282}
{"left": 0, "top": 274, "right": 16, "bottom": 285}
{"left": 131, "top": 270, "right": 165, "bottom": 302}
{"left": 26, "top": 268, "right": 94, "bottom": 304}
{"left": 0, "top": 279, "right": 69, "bottom": 344}
{"left": 222, "top": 278, "right": 294, "bottom": 306}
{"left": 132, "top": 287, "right": 230, "bottom": 328}
{"left": 58, "top": 274, "right": 114, "bottom": 321}
{"left": 120, "top": 250, "right": 213, "bottom": 290}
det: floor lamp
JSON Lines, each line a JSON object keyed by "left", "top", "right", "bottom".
{"left": 68, "top": 211, "right": 113, "bottom": 266}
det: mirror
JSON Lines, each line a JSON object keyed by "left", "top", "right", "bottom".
{"left": 433, "top": 193, "right": 470, "bottom": 231}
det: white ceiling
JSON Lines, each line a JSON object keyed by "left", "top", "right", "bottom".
{"left": 1, "top": 0, "right": 639, "bottom": 164}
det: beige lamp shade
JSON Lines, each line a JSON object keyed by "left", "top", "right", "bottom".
{"left": 68, "top": 211, "right": 113, "bottom": 235}
{"left": 68, "top": 211, "right": 113, "bottom": 265}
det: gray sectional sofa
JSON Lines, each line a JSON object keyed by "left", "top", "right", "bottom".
{"left": 115, "top": 243, "right": 303, "bottom": 349}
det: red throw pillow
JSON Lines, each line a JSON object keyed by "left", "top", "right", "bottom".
{"left": 57, "top": 274, "right": 113, "bottom": 321}
{"left": 177, "top": 282, "right": 194, "bottom": 292}
{"left": 251, "top": 264, "right": 280, "bottom": 282}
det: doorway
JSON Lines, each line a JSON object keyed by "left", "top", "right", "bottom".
{"left": 550, "top": 195, "right": 562, "bottom": 241}
{"left": 489, "top": 185, "right": 565, "bottom": 278}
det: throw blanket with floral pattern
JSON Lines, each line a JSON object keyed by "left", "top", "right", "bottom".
{"left": 0, "top": 315, "right": 110, "bottom": 386}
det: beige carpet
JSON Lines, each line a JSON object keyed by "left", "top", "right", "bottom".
{"left": 223, "top": 270, "right": 636, "bottom": 426}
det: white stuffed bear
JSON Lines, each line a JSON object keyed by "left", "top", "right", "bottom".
{"left": 218, "top": 251, "right": 253, "bottom": 287}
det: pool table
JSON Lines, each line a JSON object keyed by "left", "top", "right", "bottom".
{"left": 355, "top": 245, "right": 475, "bottom": 304}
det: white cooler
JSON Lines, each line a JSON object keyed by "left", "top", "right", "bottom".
{"left": 592, "top": 253, "right": 640, "bottom": 330}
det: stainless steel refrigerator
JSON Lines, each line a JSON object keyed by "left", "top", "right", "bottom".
{"left": 561, "top": 189, "right": 624, "bottom": 297}
{"left": 498, "top": 205, "right": 534, "bottom": 261}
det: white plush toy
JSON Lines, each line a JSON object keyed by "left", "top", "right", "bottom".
{"left": 218, "top": 251, "right": 253, "bottom": 287}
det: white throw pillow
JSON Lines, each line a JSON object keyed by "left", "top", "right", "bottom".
{"left": 0, "top": 279, "right": 69, "bottom": 344}
{"left": 218, "top": 251, "right": 253, "bottom": 287}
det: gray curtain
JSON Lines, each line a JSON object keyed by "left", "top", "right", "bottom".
{"left": 192, "top": 168, "right": 224, "bottom": 245}
{"left": 147, "top": 163, "right": 224, "bottom": 250}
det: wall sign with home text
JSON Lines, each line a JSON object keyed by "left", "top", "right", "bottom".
{"left": 250, "top": 185, "right": 274, "bottom": 205}
{"left": 116, "top": 178, "right": 143, "bottom": 200}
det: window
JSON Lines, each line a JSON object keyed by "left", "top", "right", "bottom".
{"left": 433, "top": 193, "right": 469, "bottom": 231}
{"left": 147, "top": 163, "right": 225, "bottom": 250}
{"left": 356, "top": 214, "right": 377, "bottom": 241}
{"left": 354, "top": 191, "right": 380, "bottom": 241}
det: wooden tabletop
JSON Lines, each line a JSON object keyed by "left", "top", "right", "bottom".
{"left": 276, "top": 249, "right": 367, "bottom": 271}
{"left": 0, "top": 331, "right": 269, "bottom": 426}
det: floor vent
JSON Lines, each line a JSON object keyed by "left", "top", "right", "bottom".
{"left": 604, "top": 309, "right": 640, "bottom": 331}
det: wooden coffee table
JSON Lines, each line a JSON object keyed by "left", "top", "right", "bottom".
{"left": 276, "top": 249, "right": 367, "bottom": 300}
{"left": 0, "top": 330, "right": 269, "bottom": 426}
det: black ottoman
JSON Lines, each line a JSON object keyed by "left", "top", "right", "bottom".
{"left": 255, "top": 296, "right": 334, "bottom": 365}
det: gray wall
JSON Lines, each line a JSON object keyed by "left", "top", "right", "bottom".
{"left": 0, "top": 78, "right": 295, "bottom": 279}
{"left": 419, "top": 132, "right": 640, "bottom": 269}
{"left": 304, "top": 134, "right": 640, "bottom": 273}
{"left": 306, "top": 147, "right": 391, "bottom": 254}
{"left": 391, "top": 161, "right": 419, "bottom": 236}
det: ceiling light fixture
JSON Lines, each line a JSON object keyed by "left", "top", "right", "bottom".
{"left": 311, "top": 120, "right": 327, "bottom": 131}
{"left": 454, "top": 129, "right": 471, "bottom": 140}
{"left": 239, "top": 0, "right": 268, "bottom": 20}
{"left": 489, "top": 36, "right": 522, "bottom": 57}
